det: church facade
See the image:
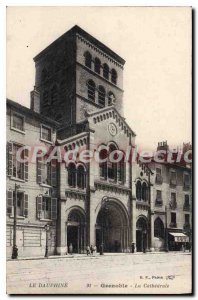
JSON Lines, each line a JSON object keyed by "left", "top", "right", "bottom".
{"left": 6, "top": 26, "right": 191, "bottom": 258}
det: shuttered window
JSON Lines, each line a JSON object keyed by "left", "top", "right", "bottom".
{"left": 37, "top": 196, "right": 57, "bottom": 220}
{"left": 41, "top": 125, "right": 52, "bottom": 142}
{"left": 12, "top": 113, "right": 24, "bottom": 132}
{"left": 7, "top": 142, "right": 13, "bottom": 176}
{"left": 37, "top": 156, "right": 57, "bottom": 186}
{"left": 7, "top": 191, "right": 28, "bottom": 218}
{"left": 7, "top": 142, "right": 28, "bottom": 181}
{"left": 24, "top": 194, "right": 28, "bottom": 217}
{"left": 51, "top": 160, "right": 57, "bottom": 187}
{"left": 7, "top": 191, "right": 13, "bottom": 216}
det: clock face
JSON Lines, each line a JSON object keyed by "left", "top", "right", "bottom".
{"left": 108, "top": 123, "right": 117, "bottom": 136}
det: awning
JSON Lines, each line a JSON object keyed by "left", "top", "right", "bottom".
{"left": 169, "top": 232, "right": 189, "bottom": 243}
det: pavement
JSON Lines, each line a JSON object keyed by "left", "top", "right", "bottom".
{"left": 6, "top": 252, "right": 192, "bottom": 294}
{"left": 7, "top": 250, "right": 191, "bottom": 261}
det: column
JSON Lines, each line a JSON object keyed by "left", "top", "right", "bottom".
{"left": 56, "top": 201, "right": 67, "bottom": 255}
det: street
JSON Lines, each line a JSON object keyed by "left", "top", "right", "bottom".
{"left": 7, "top": 252, "right": 192, "bottom": 294}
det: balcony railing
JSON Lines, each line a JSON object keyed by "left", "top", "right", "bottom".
{"left": 155, "top": 174, "right": 163, "bottom": 184}
{"left": 169, "top": 222, "right": 177, "bottom": 228}
{"left": 155, "top": 199, "right": 163, "bottom": 206}
{"left": 183, "top": 182, "right": 190, "bottom": 190}
{"left": 170, "top": 179, "right": 177, "bottom": 187}
{"left": 183, "top": 204, "right": 190, "bottom": 211}
{"left": 169, "top": 201, "right": 177, "bottom": 210}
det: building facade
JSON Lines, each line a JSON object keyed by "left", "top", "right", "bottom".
{"left": 149, "top": 142, "right": 192, "bottom": 251}
{"left": 6, "top": 26, "right": 192, "bottom": 258}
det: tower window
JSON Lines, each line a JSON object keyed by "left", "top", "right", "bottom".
{"left": 108, "top": 92, "right": 116, "bottom": 106}
{"left": 94, "top": 58, "right": 101, "bottom": 74}
{"left": 98, "top": 86, "right": 106, "bottom": 107}
{"left": 111, "top": 69, "right": 117, "bottom": 84}
{"left": 87, "top": 80, "right": 96, "bottom": 101}
{"left": 84, "top": 51, "right": 92, "bottom": 69}
{"left": 103, "top": 63, "right": 109, "bottom": 80}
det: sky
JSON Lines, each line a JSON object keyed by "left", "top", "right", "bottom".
{"left": 6, "top": 6, "right": 192, "bottom": 151}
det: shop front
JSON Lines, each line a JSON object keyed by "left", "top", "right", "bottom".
{"left": 168, "top": 232, "right": 189, "bottom": 251}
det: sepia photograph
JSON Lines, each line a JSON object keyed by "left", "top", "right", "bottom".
{"left": 6, "top": 6, "right": 192, "bottom": 294}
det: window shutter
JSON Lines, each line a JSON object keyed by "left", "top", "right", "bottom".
{"left": 51, "top": 160, "right": 57, "bottom": 187}
{"left": 7, "top": 142, "right": 13, "bottom": 176}
{"left": 24, "top": 194, "right": 28, "bottom": 217}
{"left": 51, "top": 198, "right": 57, "bottom": 220}
{"left": 37, "top": 157, "right": 42, "bottom": 184}
{"left": 36, "top": 196, "right": 42, "bottom": 219}
{"left": 24, "top": 149, "right": 29, "bottom": 181}
{"left": 47, "top": 163, "right": 51, "bottom": 185}
{"left": 7, "top": 190, "right": 13, "bottom": 216}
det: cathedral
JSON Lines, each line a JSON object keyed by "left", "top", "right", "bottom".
{"left": 6, "top": 26, "right": 191, "bottom": 258}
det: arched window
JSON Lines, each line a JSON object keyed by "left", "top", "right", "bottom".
{"left": 103, "top": 63, "right": 109, "bottom": 80}
{"left": 77, "top": 165, "right": 86, "bottom": 189}
{"left": 111, "top": 69, "right": 117, "bottom": 84}
{"left": 117, "top": 153, "right": 125, "bottom": 184}
{"left": 108, "top": 144, "right": 117, "bottom": 181}
{"left": 51, "top": 85, "right": 58, "bottom": 104}
{"left": 68, "top": 163, "right": 76, "bottom": 187}
{"left": 142, "top": 182, "right": 147, "bottom": 201}
{"left": 94, "top": 57, "right": 101, "bottom": 74}
{"left": 136, "top": 181, "right": 142, "bottom": 200}
{"left": 154, "top": 218, "right": 165, "bottom": 238}
{"left": 108, "top": 92, "right": 116, "bottom": 106}
{"left": 98, "top": 86, "right": 106, "bottom": 107}
{"left": 84, "top": 51, "right": 92, "bottom": 68}
{"left": 99, "top": 148, "right": 108, "bottom": 179}
{"left": 87, "top": 80, "right": 95, "bottom": 101}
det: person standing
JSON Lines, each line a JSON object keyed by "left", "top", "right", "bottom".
{"left": 99, "top": 243, "right": 104, "bottom": 255}
{"left": 86, "top": 245, "right": 90, "bottom": 256}
{"left": 90, "top": 245, "right": 94, "bottom": 255}
{"left": 69, "top": 243, "right": 73, "bottom": 255}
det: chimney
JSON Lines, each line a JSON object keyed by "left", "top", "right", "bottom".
{"left": 30, "top": 87, "right": 40, "bottom": 113}
{"left": 157, "top": 141, "right": 169, "bottom": 152}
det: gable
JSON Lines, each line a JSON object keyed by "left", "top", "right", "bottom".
{"left": 87, "top": 106, "right": 135, "bottom": 150}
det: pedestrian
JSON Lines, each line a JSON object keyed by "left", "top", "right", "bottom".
{"left": 90, "top": 245, "right": 94, "bottom": 255}
{"left": 93, "top": 245, "right": 97, "bottom": 255}
{"left": 69, "top": 243, "right": 73, "bottom": 255}
{"left": 99, "top": 243, "right": 104, "bottom": 255}
{"left": 86, "top": 245, "right": 90, "bottom": 256}
{"left": 131, "top": 243, "right": 135, "bottom": 253}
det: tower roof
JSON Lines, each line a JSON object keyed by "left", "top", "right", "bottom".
{"left": 33, "top": 25, "right": 125, "bottom": 65}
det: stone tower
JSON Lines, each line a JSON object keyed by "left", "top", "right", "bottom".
{"left": 31, "top": 25, "right": 125, "bottom": 131}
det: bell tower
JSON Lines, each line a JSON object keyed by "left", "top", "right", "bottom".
{"left": 31, "top": 25, "right": 125, "bottom": 126}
